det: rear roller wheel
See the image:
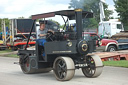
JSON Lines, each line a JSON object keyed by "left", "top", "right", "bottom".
{"left": 20, "top": 56, "right": 34, "bottom": 74}
{"left": 82, "top": 55, "right": 103, "bottom": 78}
{"left": 20, "top": 56, "right": 51, "bottom": 74}
{"left": 53, "top": 57, "right": 75, "bottom": 81}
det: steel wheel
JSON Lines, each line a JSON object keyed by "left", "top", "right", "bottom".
{"left": 82, "top": 55, "right": 103, "bottom": 78}
{"left": 53, "top": 57, "right": 75, "bottom": 81}
{"left": 20, "top": 56, "right": 34, "bottom": 74}
{"left": 20, "top": 56, "right": 51, "bottom": 74}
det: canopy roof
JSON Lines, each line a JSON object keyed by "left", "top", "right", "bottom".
{"left": 32, "top": 10, "right": 93, "bottom": 20}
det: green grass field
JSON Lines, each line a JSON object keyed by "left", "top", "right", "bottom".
{"left": 6, "top": 54, "right": 19, "bottom": 58}
{"left": 0, "top": 49, "right": 13, "bottom": 53}
{"left": 103, "top": 60, "right": 128, "bottom": 68}
{"left": 0, "top": 49, "right": 19, "bottom": 58}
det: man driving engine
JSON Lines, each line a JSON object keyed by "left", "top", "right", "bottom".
{"left": 36, "top": 21, "right": 54, "bottom": 58}
{"left": 37, "top": 21, "right": 54, "bottom": 46}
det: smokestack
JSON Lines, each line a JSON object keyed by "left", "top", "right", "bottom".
{"left": 75, "top": 9, "right": 83, "bottom": 40}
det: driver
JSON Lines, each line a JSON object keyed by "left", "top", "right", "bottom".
{"left": 37, "top": 21, "right": 54, "bottom": 58}
{"left": 37, "top": 22, "right": 54, "bottom": 46}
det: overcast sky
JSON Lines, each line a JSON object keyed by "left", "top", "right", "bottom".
{"left": 0, "top": 0, "right": 70, "bottom": 18}
{"left": 0, "top": 0, "right": 118, "bottom": 24}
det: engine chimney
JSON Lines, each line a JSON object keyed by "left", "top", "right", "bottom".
{"left": 75, "top": 9, "right": 83, "bottom": 41}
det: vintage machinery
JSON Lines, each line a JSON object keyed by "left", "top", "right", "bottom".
{"left": 18, "top": 9, "right": 103, "bottom": 81}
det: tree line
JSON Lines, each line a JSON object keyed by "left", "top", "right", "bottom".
{"left": 114, "top": 0, "right": 128, "bottom": 30}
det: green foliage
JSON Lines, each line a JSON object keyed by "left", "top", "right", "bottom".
{"left": 0, "top": 49, "right": 13, "bottom": 54}
{"left": 0, "top": 19, "right": 2, "bottom": 32}
{"left": 6, "top": 54, "right": 19, "bottom": 58}
{"left": 49, "top": 19, "right": 60, "bottom": 26}
{"left": 0, "top": 49, "right": 18, "bottom": 58}
{"left": 88, "top": 18, "right": 99, "bottom": 28}
{"left": 103, "top": 3, "right": 113, "bottom": 21}
{"left": 60, "top": 24, "right": 66, "bottom": 30}
{"left": 18, "top": 16, "right": 24, "bottom": 19}
{"left": 69, "top": 0, "right": 84, "bottom": 9}
{"left": 114, "top": 0, "right": 128, "bottom": 30}
{"left": 82, "top": 18, "right": 98, "bottom": 29}
{"left": 0, "top": 18, "right": 10, "bottom": 32}
{"left": 4, "top": 18, "right": 10, "bottom": 29}
{"left": 29, "top": 16, "right": 32, "bottom": 19}
{"left": 69, "top": 0, "right": 113, "bottom": 29}
{"left": 103, "top": 60, "right": 128, "bottom": 68}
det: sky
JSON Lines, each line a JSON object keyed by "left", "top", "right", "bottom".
{"left": 0, "top": 0, "right": 118, "bottom": 24}
{"left": 106, "top": 0, "right": 118, "bottom": 18}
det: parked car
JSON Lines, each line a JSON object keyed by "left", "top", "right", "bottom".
{"left": 83, "top": 32, "right": 118, "bottom": 52}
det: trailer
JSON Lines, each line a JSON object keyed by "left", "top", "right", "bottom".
{"left": 0, "top": 40, "right": 8, "bottom": 50}
{"left": 91, "top": 50, "right": 128, "bottom": 61}
{"left": 18, "top": 9, "right": 103, "bottom": 81}
{"left": 1, "top": 19, "right": 36, "bottom": 50}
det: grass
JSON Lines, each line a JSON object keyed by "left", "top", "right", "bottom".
{"left": 6, "top": 54, "right": 19, "bottom": 58}
{"left": 0, "top": 49, "right": 19, "bottom": 58}
{"left": 103, "top": 60, "right": 128, "bottom": 68}
{"left": 0, "top": 49, "right": 13, "bottom": 53}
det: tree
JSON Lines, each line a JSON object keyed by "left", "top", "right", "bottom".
{"left": 60, "top": 24, "right": 66, "bottom": 30}
{"left": 103, "top": 3, "right": 113, "bottom": 21}
{"left": 18, "top": 16, "right": 24, "bottom": 19}
{"left": 114, "top": 0, "right": 128, "bottom": 30}
{"left": 4, "top": 18, "right": 10, "bottom": 29}
{"left": 49, "top": 19, "right": 60, "bottom": 26}
{"left": 28, "top": 16, "right": 32, "bottom": 19}
{"left": 0, "top": 19, "right": 2, "bottom": 32}
{"left": 0, "top": 18, "right": 10, "bottom": 32}
{"left": 69, "top": 0, "right": 113, "bottom": 29}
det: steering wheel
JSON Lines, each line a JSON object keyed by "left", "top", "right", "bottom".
{"left": 46, "top": 31, "right": 54, "bottom": 41}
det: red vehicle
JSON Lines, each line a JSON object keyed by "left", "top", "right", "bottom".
{"left": 83, "top": 32, "right": 118, "bottom": 52}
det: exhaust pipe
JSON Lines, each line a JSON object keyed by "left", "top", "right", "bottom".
{"left": 75, "top": 9, "right": 83, "bottom": 41}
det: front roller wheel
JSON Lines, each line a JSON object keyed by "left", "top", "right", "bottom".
{"left": 82, "top": 55, "right": 103, "bottom": 78}
{"left": 53, "top": 57, "right": 75, "bottom": 81}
